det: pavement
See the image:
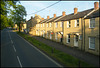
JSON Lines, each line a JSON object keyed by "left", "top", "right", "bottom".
{"left": 1, "top": 28, "right": 62, "bottom": 67}
{"left": 27, "top": 33, "right": 99, "bottom": 67}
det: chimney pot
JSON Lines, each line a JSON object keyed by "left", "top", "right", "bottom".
{"left": 42, "top": 18, "right": 44, "bottom": 20}
{"left": 47, "top": 16, "right": 49, "bottom": 19}
{"left": 74, "top": 8, "right": 78, "bottom": 15}
{"left": 54, "top": 14, "right": 56, "bottom": 18}
{"left": 62, "top": 11, "right": 66, "bottom": 16}
{"left": 35, "top": 14, "right": 37, "bottom": 16}
{"left": 94, "top": 2, "right": 99, "bottom": 10}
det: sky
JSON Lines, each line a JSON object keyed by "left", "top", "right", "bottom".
{"left": 18, "top": 1, "right": 99, "bottom": 21}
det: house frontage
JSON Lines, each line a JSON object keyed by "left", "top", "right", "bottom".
{"left": 26, "top": 2, "right": 99, "bottom": 55}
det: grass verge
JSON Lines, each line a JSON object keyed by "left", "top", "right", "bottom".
{"left": 17, "top": 32, "right": 94, "bottom": 67}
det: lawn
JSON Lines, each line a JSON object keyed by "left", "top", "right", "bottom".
{"left": 17, "top": 32, "right": 94, "bottom": 67}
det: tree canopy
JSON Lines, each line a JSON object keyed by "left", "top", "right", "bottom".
{"left": 0, "top": 0, "right": 27, "bottom": 30}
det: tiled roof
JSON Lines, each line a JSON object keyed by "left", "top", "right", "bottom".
{"left": 39, "top": 19, "right": 47, "bottom": 23}
{"left": 56, "top": 8, "right": 94, "bottom": 21}
{"left": 85, "top": 8, "right": 100, "bottom": 19}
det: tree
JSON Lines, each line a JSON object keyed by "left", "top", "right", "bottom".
{"left": 0, "top": 0, "right": 19, "bottom": 30}
{"left": 10, "top": 5, "right": 27, "bottom": 32}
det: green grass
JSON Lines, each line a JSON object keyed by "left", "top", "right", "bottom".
{"left": 17, "top": 32, "right": 94, "bottom": 67}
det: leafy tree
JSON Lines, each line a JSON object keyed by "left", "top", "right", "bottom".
{"left": 0, "top": 0, "right": 21, "bottom": 30}
{"left": 10, "top": 5, "right": 27, "bottom": 32}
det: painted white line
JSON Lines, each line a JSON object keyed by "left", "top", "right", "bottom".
{"left": 17, "top": 56, "right": 22, "bottom": 68}
{"left": 17, "top": 34, "right": 63, "bottom": 67}
{"left": 11, "top": 40, "right": 13, "bottom": 44}
{"left": 13, "top": 45, "right": 16, "bottom": 52}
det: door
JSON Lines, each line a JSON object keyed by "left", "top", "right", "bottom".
{"left": 74, "top": 35, "right": 78, "bottom": 47}
{"left": 50, "top": 33, "right": 52, "bottom": 39}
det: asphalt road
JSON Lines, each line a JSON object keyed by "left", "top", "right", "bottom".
{"left": 1, "top": 28, "right": 62, "bottom": 67}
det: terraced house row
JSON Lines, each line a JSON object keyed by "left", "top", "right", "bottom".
{"left": 26, "top": 2, "right": 99, "bottom": 55}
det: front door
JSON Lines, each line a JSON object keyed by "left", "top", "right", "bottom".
{"left": 50, "top": 33, "right": 52, "bottom": 39}
{"left": 74, "top": 35, "right": 78, "bottom": 47}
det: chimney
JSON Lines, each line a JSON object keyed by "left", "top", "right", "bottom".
{"left": 62, "top": 11, "right": 66, "bottom": 16}
{"left": 54, "top": 14, "right": 56, "bottom": 18}
{"left": 74, "top": 8, "right": 78, "bottom": 15}
{"left": 35, "top": 14, "right": 37, "bottom": 16}
{"left": 42, "top": 18, "right": 44, "bottom": 20}
{"left": 94, "top": 2, "right": 99, "bottom": 10}
{"left": 47, "top": 16, "right": 49, "bottom": 19}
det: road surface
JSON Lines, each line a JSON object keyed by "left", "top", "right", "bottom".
{"left": 1, "top": 28, "right": 62, "bottom": 67}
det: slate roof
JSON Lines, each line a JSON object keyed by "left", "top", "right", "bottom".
{"left": 85, "top": 8, "right": 100, "bottom": 19}
{"left": 48, "top": 16, "right": 62, "bottom": 22}
{"left": 56, "top": 8, "right": 94, "bottom": 21}
{"left": 42, "top": 18, "right": 51, "bottom": 23}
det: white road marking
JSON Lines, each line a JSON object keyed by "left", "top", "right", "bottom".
{"left": 13, "top": 45, "right": 16, "bottom": 52}
{"left": 17, "top": 56, "right": 22, "bottom": 68}
{"left": 11, "top": 40, "right": 13, "bottom": 44}
{"left": 17, "top": 34, "right": 63, "bottom": 67}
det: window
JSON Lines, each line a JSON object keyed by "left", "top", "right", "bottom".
{"left": 41, "top": 24, "right": 42, "bottom": 27}
{"left": 67, "top": 21, "right": 71, "bottom": 28}
{"left": 75, "top": 19, "right": 79, "bottom": 27}
{"left": 89, "top": 18, "right": 95, "bottom": 28}
{"left": 89, "top": 37, "right": 95, "bottom": 49}
{"left": 60, "top": 22, "right": 63, "bottom": 27}
{"left": 79, "top": 35, "right": 82, "bottom": 40}
{"left": 47, "top": 23, "right": 48, "bottom": 27}
{"left": 55, "top": 33, "right": 58, "bottom": 40}
{"left": 66, "top": 34, "right": 70, "bottom": 43}
{"left": 76, "top": 35, "right": 78, "bottom": 42}
{"left": 55, "top": 22, "right": 58, "bottom": 28}
{"left": 50, "top": 23, "right": 52, "bottom": 27}
{"left": 43, "top": 23, "right": 44, "bottom": 27}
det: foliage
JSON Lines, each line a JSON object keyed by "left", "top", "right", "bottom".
{"left": 10, "top": 5, "right": 27, "bottom": 32}
{"left": 0, "top": 0, "right": 26, "bottom": 30}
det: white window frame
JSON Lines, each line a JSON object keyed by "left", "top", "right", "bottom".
{"left": 66, "top": 34, "right": 70, "bottom": 43}
{"left": 67, "top": 21, "right": 71, "bottom": 28}
{"left": 50, "top": 23, "right": 52, "bottom": 27}
{"left": 55, "top": 22, "right": 58, "bottom": 28}
{"left": 60, "top": 22, "right": 63, "bottom": 27}
{"left": 89, "top": 37, "right": 95, "bottom": 49}
{"left": 89, "top": 18, "right": 95, "bottom": 28}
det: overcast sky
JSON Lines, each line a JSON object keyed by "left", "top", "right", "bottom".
{"left": 19, "top": 1, "right": 99, "bottom": 20}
